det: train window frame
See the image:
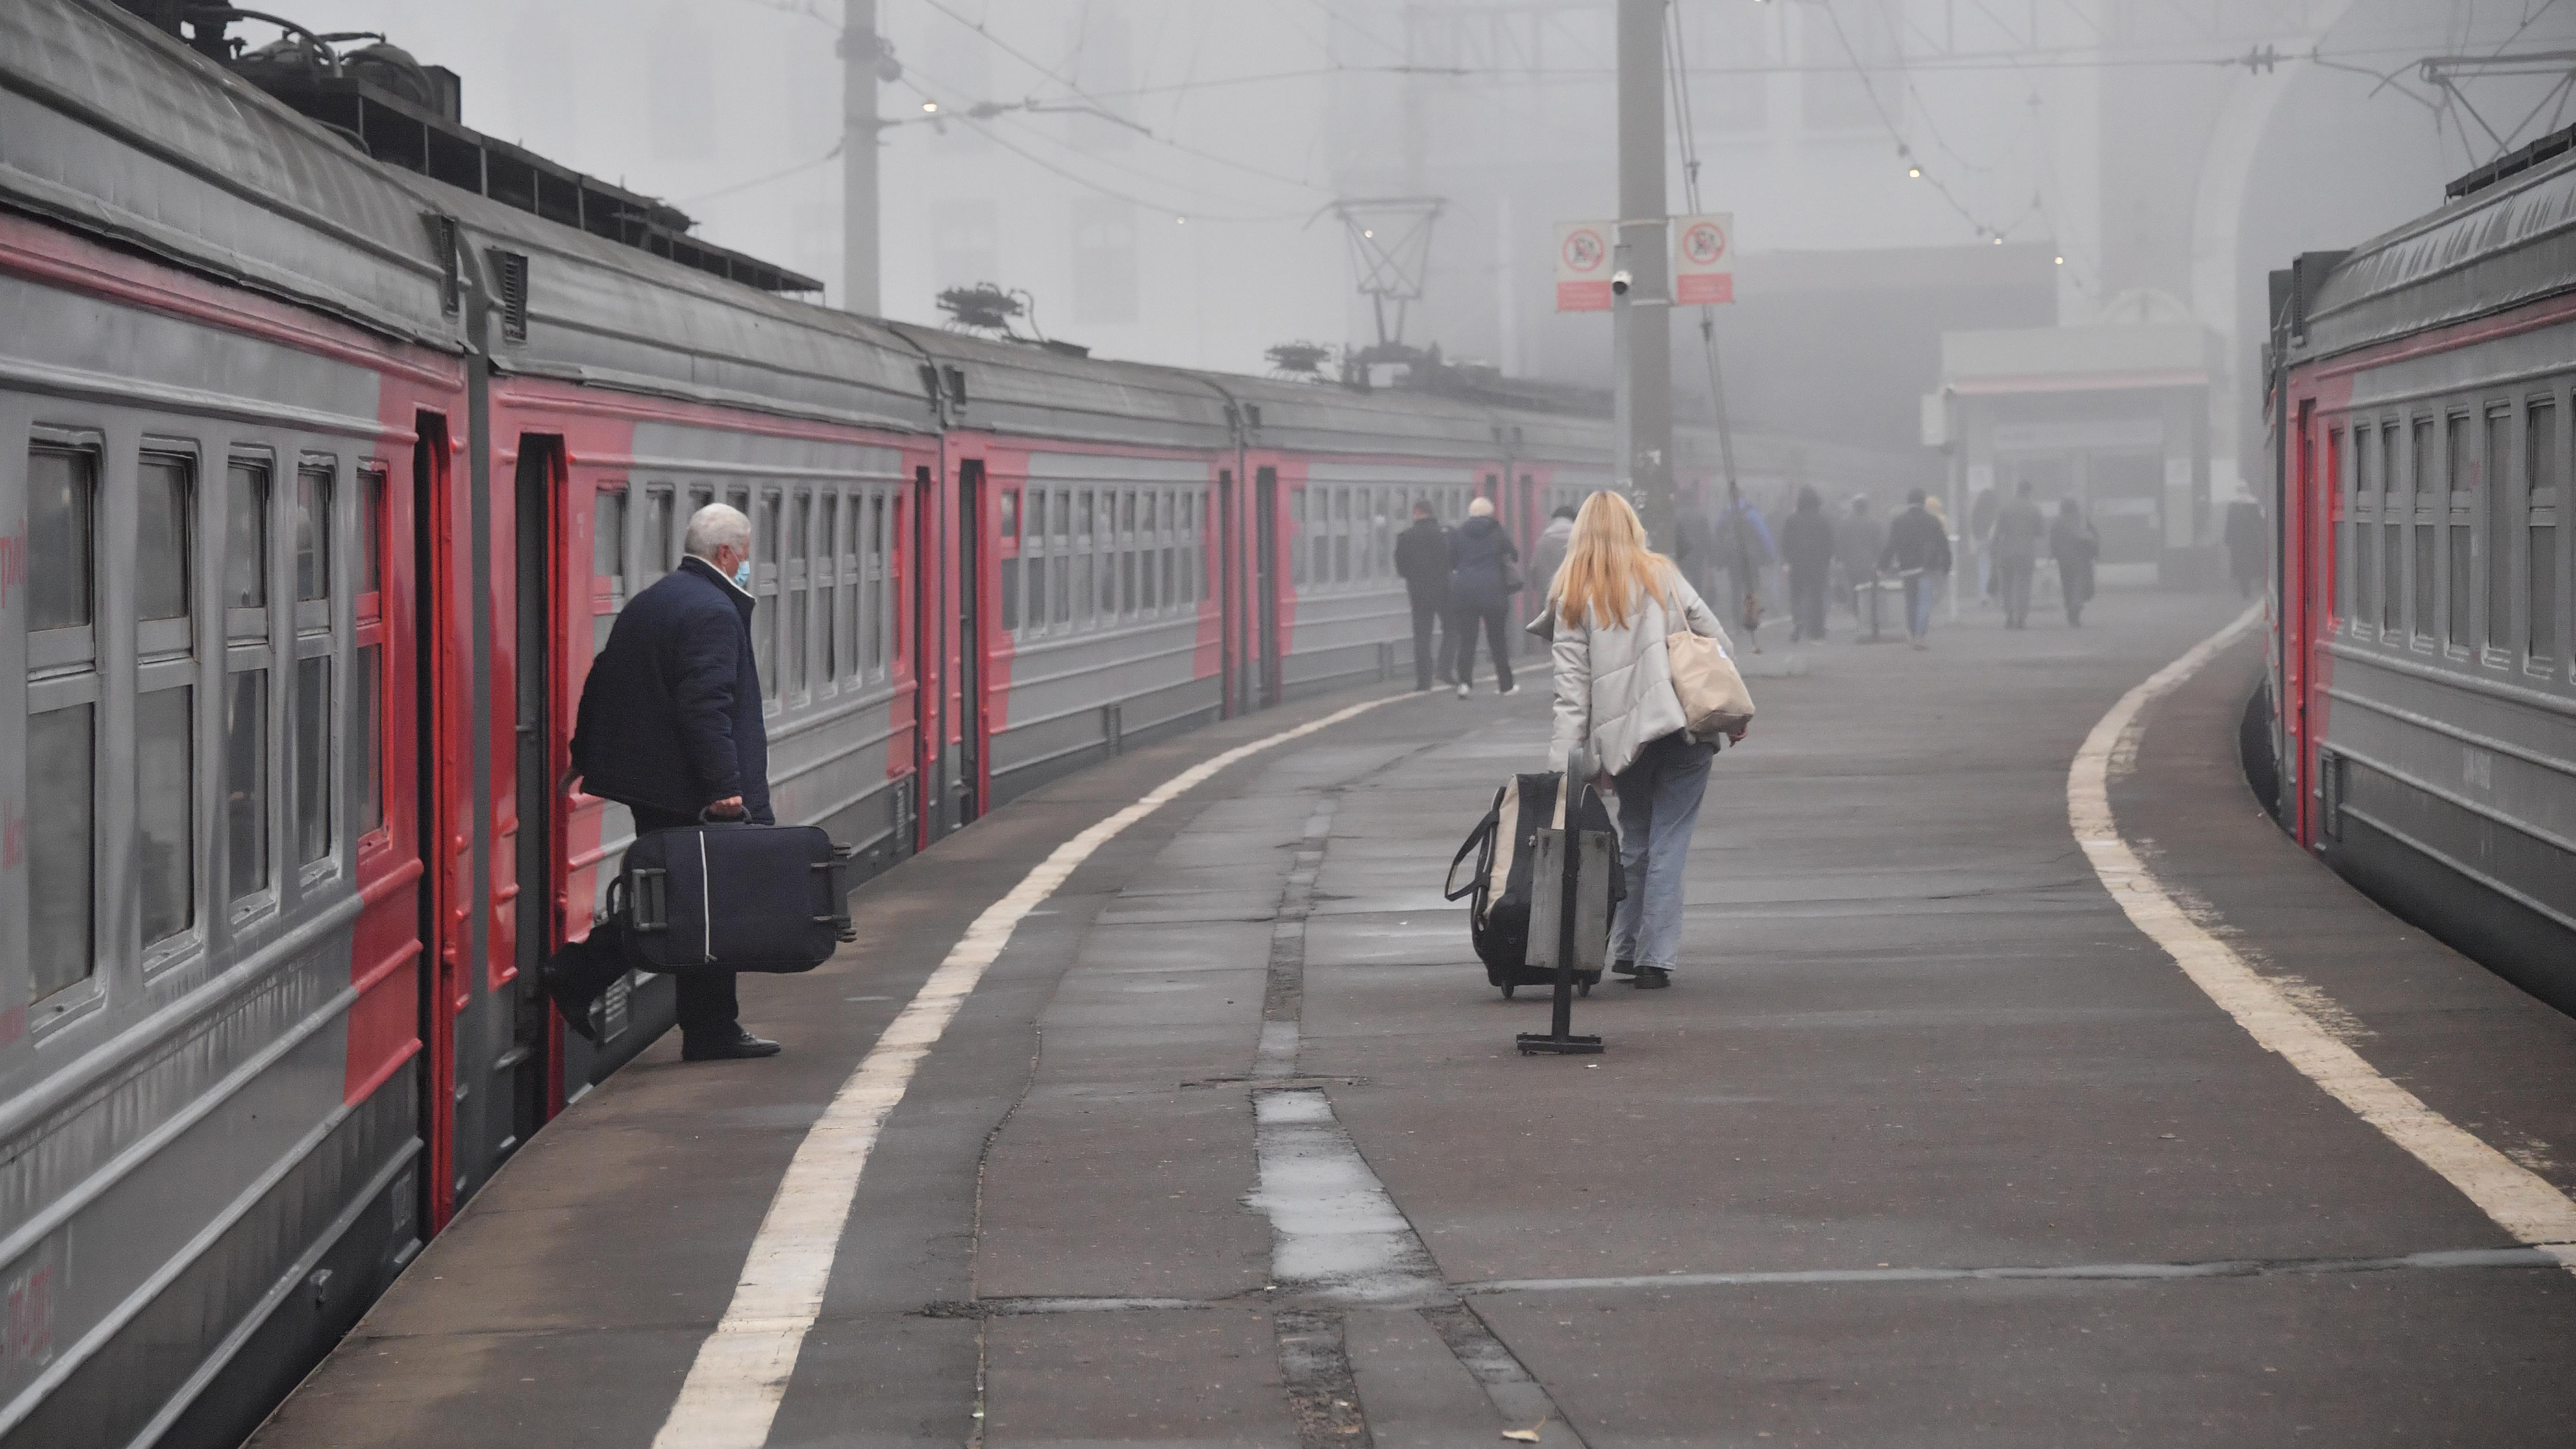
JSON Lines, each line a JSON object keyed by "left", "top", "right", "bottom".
{"left": 2483, "top": 402, "right": 2516, "bottom": 665}
{"left": 24, "top": 431, "right": 105, "bottom": 1019}
{"left": 998, "top": 486, "right": 1021, "bottom": 636}
{"left": 753, "top": 489, "right": 780, "bottom": 705}
{"left": 2443, "top": 411, "right": 2475, "bottom": 656}
{"left": 2327, "top": 425, "right": 2350, "bottom": 631}
{"left": 782, "top": 488, "right": 810, "bottom": 705}
{"left": 643, "top": 486, "right": 677, "bottom": 580}
{"left": 2410, "top": 416, "right": 2439, "bottom": 648}
{"left": 590, "top": 481, "right": 630, "bottom": 661}
{"left": 2528, "top": 392, "right": 2564, "bottom": 676}
{"left": 137, "top": 441, "right": 205, "bottom": 971}
{"left": 1290, "top": 485, "right": 1308, "bottom": 586}
{"left": 2351, "top": 421, "right": 2378, "bottom": 638}
{"left": 353, "top": 464, "right": 389, "bottom": 853}
{"left": 291, "top": 456, "right": 340, "bottom": 886}
{"left": 816, "top": 491, "right": 839, "bottom": 697}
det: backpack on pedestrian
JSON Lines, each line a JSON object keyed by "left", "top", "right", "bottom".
{"left": 1444, "top": 772, "right": 1622, "bottom": 997}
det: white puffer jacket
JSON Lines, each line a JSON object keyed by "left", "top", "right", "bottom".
{"left": 1542, "top": 564, "right": 1734, "bottom": 778}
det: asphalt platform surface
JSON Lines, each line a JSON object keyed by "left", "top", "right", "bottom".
{"left": 253, "top": 590, "right": 2576, "bottom": 1448}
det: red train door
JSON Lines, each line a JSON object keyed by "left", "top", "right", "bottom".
{"left": 409, "top": 411, "right": 468, "bottom": 1227}
{"left": 910, "top": 464, "right": 948, "bottom": 843}
{"left": 2285, "top": 401, "right": 2318, "bottom": 841}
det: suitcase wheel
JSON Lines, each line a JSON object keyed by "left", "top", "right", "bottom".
{"left": 1577, "top": 980, "right": 1591, "bottom": 997}
{"left": 1500, "top": 982, "right": 1516, "bottom": 999}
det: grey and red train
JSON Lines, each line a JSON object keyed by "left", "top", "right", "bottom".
{"left": 2263, "top": 129, "right": 2576, "bottom": 1016}
{"left": 0, "top": 5, "right": 1918, "bottom": 1447}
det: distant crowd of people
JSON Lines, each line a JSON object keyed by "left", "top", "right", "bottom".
{"left": 1395, "top": 477, "right": 2132, "bottom": 677}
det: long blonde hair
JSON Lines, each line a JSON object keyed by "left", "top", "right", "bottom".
{"left": 1548, "top": 491, "right": 1679, "bottom": 630}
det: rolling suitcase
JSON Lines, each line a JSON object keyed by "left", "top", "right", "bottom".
{"left": 604, "top": 820, "right": 859, "bottom": 974}
{"left": 1444, "top": 772, "right": 1622, "bottom": 998}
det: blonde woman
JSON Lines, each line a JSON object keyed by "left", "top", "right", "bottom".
{"left": 1540, "top": 492, "right": 1737, "bottom": 989}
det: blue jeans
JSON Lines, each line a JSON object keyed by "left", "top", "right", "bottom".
{"left": 1609, "top": 732, "right": 1715, "bottom": 972}
{"left": 1903, "top": 573, "right": 1938, "bottom": 638}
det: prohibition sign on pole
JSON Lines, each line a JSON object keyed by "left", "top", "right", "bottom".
{"left": 1555, "top": 220, "right": 1613, "bottom": 311}
{"left": 1674, "top": 212, "right": 1734, "bottom": 305}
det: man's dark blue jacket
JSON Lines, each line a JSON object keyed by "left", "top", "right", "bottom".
{"left": 570, "top": 555, "right": 773, "bottom": 824}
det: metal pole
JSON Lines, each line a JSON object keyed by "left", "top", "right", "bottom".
{"left": 1616, "top": 0, "right": 1673, "bottom": 553}
{"left": 842, "top": 0, "right": 881, "bottom": 316}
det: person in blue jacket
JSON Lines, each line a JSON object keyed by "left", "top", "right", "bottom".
{"left": 545, "top": 503, "right": 781, "bottom": 1061}
{"left": 1447, "top": 496, "right": 1522, "bottom": 696}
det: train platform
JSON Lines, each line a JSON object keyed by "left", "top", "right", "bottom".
{"left": 248, "top": 592, "right": 2576, "bottom": 1449}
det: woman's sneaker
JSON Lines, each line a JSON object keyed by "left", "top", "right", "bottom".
{"left": 1634, "top": 966, "right": 1671, "bottom": 989}
{"left": 1611, "top": 959, "right": 1638, "bottom": 977}
{"left": 1455, "top": 681, "right": 1471, "bottom": 698}
{"left": 1499, "top": 683, "right": 1520, "bottom": 696}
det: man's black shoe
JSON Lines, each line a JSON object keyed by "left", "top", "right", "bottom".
{"left": 1634, "top": 966, "right": 1671, "bottom": 989}
{"left": 542, "top": 956, "right": 599, "bottom": 1043}
{"left": 683, "top": 1029, "right": 782, "bottom": 1061}
{"left": 1611, "top": 959, "right": 1638, "bottom": 977}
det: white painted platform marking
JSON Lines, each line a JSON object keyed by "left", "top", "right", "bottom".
{"left": 650, "top": 694, "right": 1403, "bottom": 1449}
{"left": 2071, "top": 606, "right": 2576, "bottom": 1269}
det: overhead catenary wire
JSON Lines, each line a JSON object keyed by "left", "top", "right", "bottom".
{"left": 1663, "top": 0, "right": 1739, "bottom": 504}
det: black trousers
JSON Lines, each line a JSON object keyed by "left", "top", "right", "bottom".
{"left": 1409, "top": 591, "right": 1451, "bottom": 689}
{"left": 1789, "top": 568, "right": 1829, "bottom": 641}
{"left": 552, "top": 803, "right": 741, "bottom": 1039}
{"left": 1450, "top": 603, "right": 1514, "bottom": 691}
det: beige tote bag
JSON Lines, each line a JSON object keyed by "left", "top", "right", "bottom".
{"left": 1666, "top": 629, "right": 1754, "bottom": 738}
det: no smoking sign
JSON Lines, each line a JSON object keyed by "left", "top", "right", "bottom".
{"left": 1554, "top": 220, "right": 1613, "bottom": 311}
{"left": 1675, "top": 212, "right": 1733, "bottom": 305}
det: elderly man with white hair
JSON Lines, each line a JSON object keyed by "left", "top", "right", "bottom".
{"left": 1445, "top": 494, "right": 1523, "bottom": 697}
{"left": 547, "top": 502, "right": 781, "bottom": 1060}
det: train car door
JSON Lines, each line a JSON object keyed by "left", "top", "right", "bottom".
{"left": 2284, "top": 401, "right": 2316, "bottom": 839}
{"left": 911, "top": 464, "right": 948, "bottom": 842}
{"left": 1219, "top": 468, "right": 1238, "bottom": 717}
{"left": 409, "top": 410, "right": 471, "bottom": 1226}
{"left": 955, "top": 458, "right": 985, "bottom": 826}
{"left": 1255, "top": 465, "right": 1281, "bottom": 708}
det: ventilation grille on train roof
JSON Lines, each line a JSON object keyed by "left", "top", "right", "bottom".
{"left": 489, "top": 249, "right": 528, "bottom": 344}
{"left": 2446, "top": 120, "right": 2576, "bottom": 200}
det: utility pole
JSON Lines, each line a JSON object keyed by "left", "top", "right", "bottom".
{"left": 842, "top": 0, "right": 881, "bottom": 315}
{"left": 1615, "top": 0, "right": 1674, "bottom": 552}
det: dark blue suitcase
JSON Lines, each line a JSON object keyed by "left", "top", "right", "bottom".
{"left": 605, "top": 822, "right": 858, "bottom": 974}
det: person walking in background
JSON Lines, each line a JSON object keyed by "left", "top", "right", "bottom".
{"left": 1879, "top": 488, "right": 1953, "bottom": 650}
{"left": 1539, "top": 492, "right": 1736, "bottom": 991}
{"left": 1988, "top": 480, "right": 2048, "bottom": 629}
{"left": 2225, "top": 495, "right": 2266, "bottom": 598}
{"left": 1782, "top": 485, "right": 1836, "bottom": 644}
{"left": 1715, "top": 484, "right": 1775, "bottom": 651}
{"left": 1834, "top": 493, "right": 1887, "bottom": 625}
{"left": 1526, "top": 503, "right": 1577, "bottom": 663}
{"left": 1447, "top": 495, "right": 1521, "bottom": 696}
{"left": 545, "top": 503, "right": 781, "bottom": 1062}
{"left": 1395, "top": 500, "right": 1454, "bottom": 690}
{"left": 1968, "top": 484, "right": 2000, "bottom": 605}
{"left": 2050, "top": 499, "right": 2101, "bottom": 627}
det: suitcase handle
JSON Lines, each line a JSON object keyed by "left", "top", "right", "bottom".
{"left": 812, "top": 844, "right": 860, "bottom": 943}
{"left": 609, "top": 867, "right": 670, "bottom": 934}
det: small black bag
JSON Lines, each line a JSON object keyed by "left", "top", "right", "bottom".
{"left": 1444, "top": 773, "right": 1622, "bottom": 997}
{"left": 604, "top": 822, "right": 858, "bottom": 974}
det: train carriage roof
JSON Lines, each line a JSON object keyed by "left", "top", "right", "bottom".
{"left": 886, "top": 323, "right": 1234, "bottom": 454}
{"left": 1182, "top": 371, "right": 1508, "bottom": 464}
{"left": 422, "top": 180, "right": 932, "bottom": 435}
{"left": 2304, "top": 140, "right": 2576, "bottom": 360}
{"left": 0, "top": 0, "right": 461, "bottom": 347}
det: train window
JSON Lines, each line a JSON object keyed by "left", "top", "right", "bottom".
{"left": 998, "top": 488, "right": 1021, "bottom": 634}
{"left": 1052, "top": 489, "right": 1071, "bottom": 627}
{"left": 29, "top": 446, "right": 96, "bottom": 635}
{"left": 295, "top": 467, "right": 333, "bottom": 606}
{"left": 2412, "top": 419, "right": 2437, "bottom": 641}
{"left": 2446, "top": 414, "right": 2474, "bottom": 650}
{"left": 1198, "top": 491, "right": 1214, "bottom": 602}
{"left": 1333, "top": 488, "right": 1352, "bottom": 584}
{"left": 228, "top": 461, "right": 271, "bottom": 623}
{"left": 1097, "top": 490, "right": 1117, "bottom": 619}
{"left": 1019, "top": 489, "right": 1043, "bottom": 637}
{"left": 1118, "top": 489, "right": 1136, "bottom": 618}
{"left": 2488, "top": 408, "right": 2514, "bottom": 654}
{"left": 2382, "top": 519, "right": 2403, "bottom": 634}
{"left": 1157, "top": 492, "right": 1173, "bottom": 611}
{"left": 225, "top": 669, "right": 268, "bottom": 906}
{"left": 358, "top": 470, "right": 384, "bottom": 603}
{"left": 2330, "top": 429, "right": 2351, "bottom": 627}
{"left": 1291, "top": 487, "right": 1307, "bottom": 585}
{"left": 594, "top": 489, "right": 627, "bottom": 592}
{"left": 137, "top": 682, "right": 193, "bottom": 950}
{"left": 137, "top": 454, "right": 193, "bottom": 627}
{"left": 356, "top": 644, "right": 383, "bottom": 837}
{"left": 818, "top": 494, "right": 839, "bottom": 688}
{"left": 646, "top": 490, "right": 675, "bottom": 578}
{"left": 785, "top": 492, "right": 809, "bottom": 700}
{"left": 28, "top": 701, "right": 94, "bottom": 1004}
{"left": 753, "top": 492, "right": 777, "bottom": 699}
{"left": 2532, "top": 399, "right": 2563, "bottom": 669}
{"left": 296, "top": 655, "right": 332, "bottom": 866}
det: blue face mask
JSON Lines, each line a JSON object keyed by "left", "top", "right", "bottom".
{"left": 731, "top": 559, "right": 753, "bottom": 590}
